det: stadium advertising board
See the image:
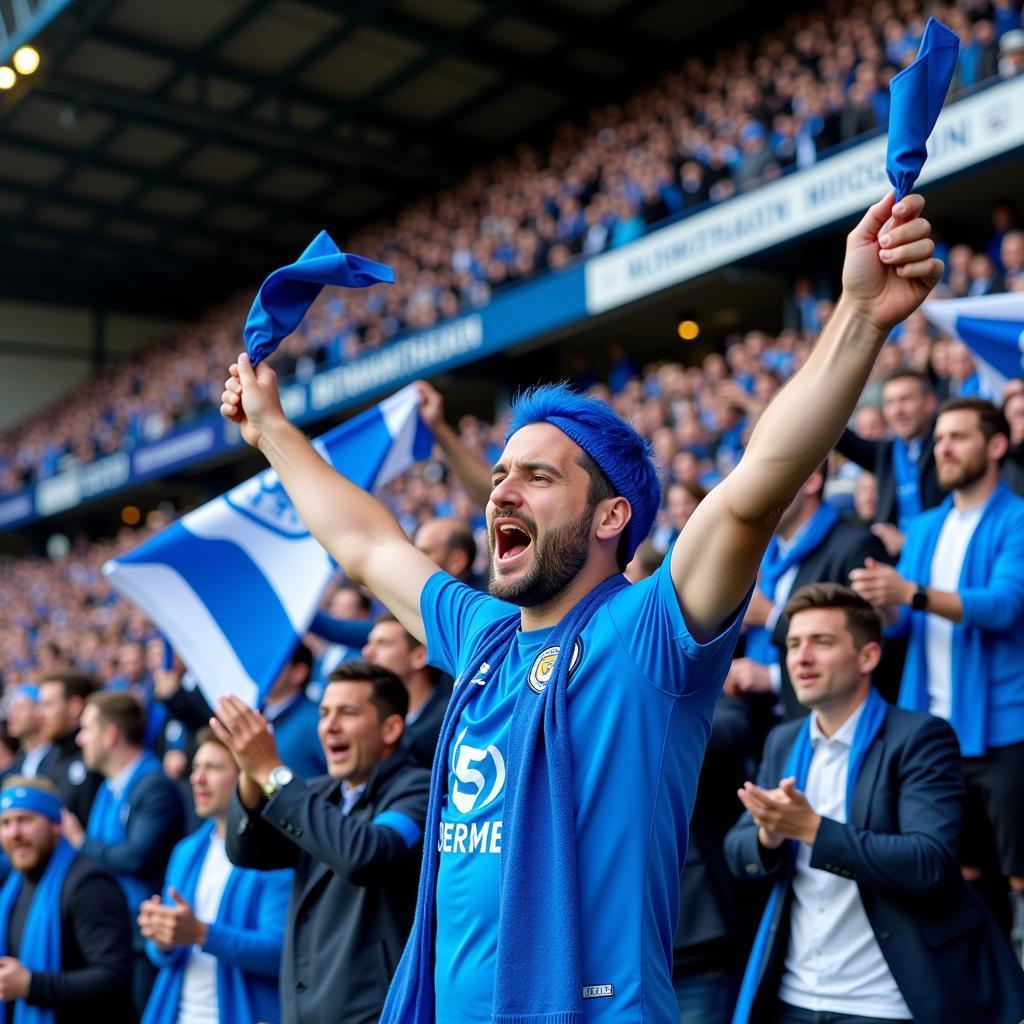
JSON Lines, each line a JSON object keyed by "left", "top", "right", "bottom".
{"left": 584, "top": 75, "right": 1024, "bottom": 315}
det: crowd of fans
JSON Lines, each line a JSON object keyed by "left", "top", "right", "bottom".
{"left": 2, "top": 0, "right": 1023, "bottom": 496}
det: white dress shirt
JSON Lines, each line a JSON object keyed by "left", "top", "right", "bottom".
{"left": 924, "top": 503, "right": 984, "bottom": 721}
{"left": 176, "top": 832, "right": 233, "bottom": 1024}
{"left": 778, "top": 702, "right": 911, "bottom": 1019}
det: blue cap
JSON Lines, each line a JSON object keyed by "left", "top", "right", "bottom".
{"left": 0, "top": 785, "right": 62, "bottom": 823}
{"left": 505, "top": 383, "right": 660, "bottom": 561}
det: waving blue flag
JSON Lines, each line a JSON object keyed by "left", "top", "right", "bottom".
{"left": 244, "top": 230, "right": 394, "bottom": 366}
{"left": 886, "top": 17, "right": 959, "bottom": 200}
{"left": 922, "top": 292, "right": 1024, "bottom": 402}
{"left": 104, "top": 386, "right": 432, "bottom": 709}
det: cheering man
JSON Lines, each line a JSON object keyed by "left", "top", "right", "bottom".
{"left": 220, "top": 193, "right": 942, "bottom": 1023}
{"left": 0, "top": 777, "right": 134, "bottom": 1024}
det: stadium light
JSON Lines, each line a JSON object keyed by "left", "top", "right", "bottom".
{"left": 0, "top": 67, "right": 16, "bottom": 90}
{"left": 13, "top": 46, "right": 40, "bottom": 76}
{"left": 121, "top": 505, "right": 141, "bottom": 526}
{"left": 677, "top": 319, "right": 700, "bottom": 341}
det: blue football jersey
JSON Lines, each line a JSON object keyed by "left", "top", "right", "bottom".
{"left": 422, "top": 559, "right": 746, "bottom": 1023}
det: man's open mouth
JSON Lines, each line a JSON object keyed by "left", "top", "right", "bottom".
{"left": 494, "top": 519, "right": 533, "bottom": 563}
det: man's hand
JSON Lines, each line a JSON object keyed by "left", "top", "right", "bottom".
{"left": 742, "top": 588, "right": 774, "bottom": 629}
{"left": 870, "top": 522, "right": 906, "bottom": 558}
{"left": 723, "top": 658, "right": 774, "bottom": 698}
{"left": 220, "top": 352, "right": 287, "bottom": 450}
{"left": 0, "top": 957, "right": 30, "bottom": 1001}
{"left": 138, "top": 890, "right": 208, "bottom": 949}
{"left": 849, "top": 557, "right": 915, "bottom": 608}
{"left": 738, "top": 778, "right": 822, "bottom": 847}
{"left": 153, "top": 665, "right": 183, "bottom": 701}
{"left": 841, "top": 192, "right": 944, "bottom": 335}
{"left": 415, "top": 380, "right": 446, "bottom": 431}
{"left": 209, "top": 696, "right": 282, "bottom": 789}
{"left": 61, "top": 807, "right": 85, "bottom": 849}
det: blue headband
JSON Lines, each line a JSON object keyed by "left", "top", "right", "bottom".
{"left": 12, "top": 685, "right": 39, "bottom": 703}
{"left": 506, "top": 384, "right": 661, "bottom": 561}
{"left": 0, "top": 786, "right": 62, "bottom": 823}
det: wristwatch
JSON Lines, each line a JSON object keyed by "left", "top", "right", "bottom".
{"left": 911, "top": 585, "right": 929, "bottom": 612}
{"left": 263, "top": 766, "right": 295, "bottom": 799}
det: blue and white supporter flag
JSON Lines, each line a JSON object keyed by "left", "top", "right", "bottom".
{"left": 104, "top": 386, "right": 432, "bottom": 708}
{"left": 922, "top": 292, "right": 1024, "bottom": 402}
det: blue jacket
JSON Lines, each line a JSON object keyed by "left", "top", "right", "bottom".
{"left": 143, "top": 822, "right": 290, "bottom": 1024}
{"left": 724, "top": 706, "right": 1024, "bottom": 1024}
{"left": 891, "top": 483, "right": 1024, "bottom": 755}
{"left": 271, "top": 694, "right": 327, "bottom": 779}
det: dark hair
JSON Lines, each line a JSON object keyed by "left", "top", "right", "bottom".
{"left": 289, "top": 641, "right": 313, "bottom": 672}
{"left": 937, "top": 397, "right": 1010, "bottom": 443}
{"left": 327, "top": 660, "right": 409, "bottom": 720}
{"left": 784, "top": 583, "right": 883, "bottom": 648}
{"left": 882, "top": 368, "right": 933, "bottom": 394}
{"left": 666, "top": 480, "right": 708, "bottom": 504}
{"left": 194, "top": 725, "right": 228, "bottom": 752}
{"left": 85, "top": 691, "right": 145, "bottom": 748}
{"left": 37, "top": 668, "right": 97, "bottom": 704}
{"left": 442, "top": 520, "right": 476, "bottom": 566}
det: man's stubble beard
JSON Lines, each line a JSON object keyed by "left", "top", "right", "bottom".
{"left": 488, "top": 506, "right": 593, "bottom": 608}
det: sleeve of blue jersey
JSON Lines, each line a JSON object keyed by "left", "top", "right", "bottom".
{"left": 607, "top": 557, "right": 751, "bottom": 695}
{"left": 419, "top": 570, "right": 509, "bottom": 677}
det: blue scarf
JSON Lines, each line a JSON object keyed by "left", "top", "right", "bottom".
{"left": 896, "top": 485, "right": 1013, "bottom": 757}
{"left": 891, "top": 438, "right": 922, "bottom": 530}
{"left": 382, "top": 573, "right": 629, "bottom": 1024}
{"left": 746, "top": 504, "right": 839, "bottom": 665}
{"left": 141, "top": 821, "right": 282, "bottom": 1024}
{"left": 731, "top": 688, "right": 888, "bottom": 1024}
{"left": 86, "top": 751, "right": 162, "bottom": 914}
{"left": 0, "top": 838, "right": 77, "bottom": 1024}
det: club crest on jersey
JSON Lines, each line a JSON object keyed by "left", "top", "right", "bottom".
{"left": 527, "top": 639, "right": 582, "bottom": 693}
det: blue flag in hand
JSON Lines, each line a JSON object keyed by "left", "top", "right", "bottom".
{"left": 885, "top": 17, "right": 959, "bottom": 200}
{"left": 244, "top": 230, "right": 394, "bottom": 366}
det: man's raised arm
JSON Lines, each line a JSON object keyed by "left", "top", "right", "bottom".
{"left": 220, "top": 356, "right": 437, "bottom": 642}
{"left": 672, "top": 192, "right": 943, "bottom": 640}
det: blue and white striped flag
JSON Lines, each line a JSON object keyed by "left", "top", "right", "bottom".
{"left": 923, "top": 292, "right": 1024, "bottom": 402}
{"left": 104, "top": 385, "right": 433, "bottom": 708}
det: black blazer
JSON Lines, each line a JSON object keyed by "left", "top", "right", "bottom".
{"left": 769, "top": 517, "right": 895, "bottom": 718}
{"left": 10, "top": 856, "right": 135, "bottom": 1024}
{"left": 401, "top": 678, "right": 452, "bottom": 770}
{"left": 724, "top": 706, "right": 1024, "bottom": 1024}
{"left": 227, "top": 751, "right": 431, "bottom": 1024}
{"left": 836, "top": 426, "right": 944, "bottom": 527}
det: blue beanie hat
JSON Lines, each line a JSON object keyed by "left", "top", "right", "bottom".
{"left": 505, "top": 383, "right": 660, "bottom": 561}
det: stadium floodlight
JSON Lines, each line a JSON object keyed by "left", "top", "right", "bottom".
{"left": 0, "top": 67, "right": 15, "bottom": 90}
{"left": 13, "top": 46, "right": 40, "bottom": 76}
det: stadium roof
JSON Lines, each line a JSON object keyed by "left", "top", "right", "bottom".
{"left": 0, "top": 0, "right": 792, "bottom": 316}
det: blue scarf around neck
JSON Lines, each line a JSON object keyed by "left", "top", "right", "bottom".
{"left": 0, "top": 838, "right": 77, "bottom": 1024}
{"left": 381, "top": 573, "right": 629, "bottom": 1024}
{"left": 141, "top": 820, "right": 280, "bottom": 1024}
{"left": 731, "top": 687, "right": 888, "bottom": 1024}
{"left": 86, "top": 750, "right": 162, "bottom": 913}
{"left": 746, "top": 503, "right": 839, "bottom": 665}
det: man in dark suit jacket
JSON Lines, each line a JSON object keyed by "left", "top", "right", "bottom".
{"left": 725, "top": 584, "right": 1024, "bottom": 1024}
{"left": 725, "top": 466, "right": 894, "bottom": 720}
{"left": 836, "top": 369, "right": 944, "bottom": 556}
{"left": 216, "top": 660, "right": 430, "bottom": 1024}
{"left": 0, "top": 776, "right": 135, "bottom": 1024}
{"left": 60, "top": 690, "right": 185, "bottom": 1014}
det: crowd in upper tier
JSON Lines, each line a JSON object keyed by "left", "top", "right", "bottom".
{"left": 1, "top": 0, "right": 1022, "bottom": 497}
